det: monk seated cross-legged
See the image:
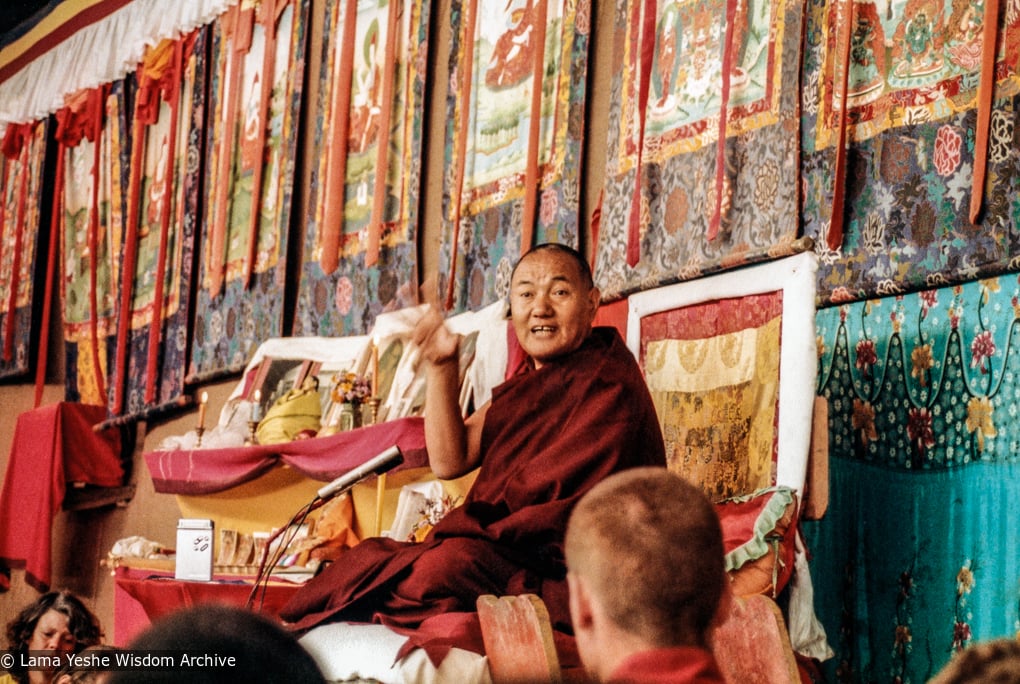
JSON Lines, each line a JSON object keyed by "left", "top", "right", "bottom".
{"left": 280, "top": 243, "right": 667, "bottom": 675}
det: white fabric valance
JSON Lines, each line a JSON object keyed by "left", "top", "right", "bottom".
{"left": 0, "top": 0, "right": 237, "bottom": 130}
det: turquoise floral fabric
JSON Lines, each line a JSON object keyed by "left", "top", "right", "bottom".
{"left": 807, "top": 276, "right": 1020, "bottom": 682}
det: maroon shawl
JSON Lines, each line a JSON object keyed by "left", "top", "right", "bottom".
{"left": 279, "top": 327, "right": 665, "bottom": 639}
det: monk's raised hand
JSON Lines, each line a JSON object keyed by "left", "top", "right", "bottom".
{"left": 411, "top": 305, "right": 460, "bottom": 365}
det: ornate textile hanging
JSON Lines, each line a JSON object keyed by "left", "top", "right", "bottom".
{"left": 593, "top": 0, "right": 806, "bottom": 302}
{"left": 808, "top": 277, "right": 1020, "bottom": 681}
{"left": 802, "top": 0, "right": 1020, "bottom": 306}
{"left": 189, "top": 0, "right": 308, "bottom": 382}
{"left": 294, "top": 0, "right": 429, "bottom": 336}
{"left": 0, "top": 119, "right": 48, "bottom": 381}
{"left": 110, "top": 29, "right": 208, "bottom": 418}
{"left": 437, "top": 0, "right": 590, "bottom": 313}
{"left": 55, "top": 83, "right": 129, "bottom": 406}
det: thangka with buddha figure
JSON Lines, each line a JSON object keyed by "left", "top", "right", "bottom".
{"left": 293, "top": 0, "right": 429, "bottom": 336}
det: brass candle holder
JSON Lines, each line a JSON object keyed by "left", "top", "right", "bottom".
{"left": 366, "top": 397, "right": 381, "bottom": 426}
{"left": 195, "top": 426, "right": 205, "bottom": 448}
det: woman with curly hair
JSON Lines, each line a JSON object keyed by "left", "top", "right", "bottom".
{"left": 1, "top": 590, "right": 103, "bottom": 684}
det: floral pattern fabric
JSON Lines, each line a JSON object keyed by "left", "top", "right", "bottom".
{"left": 807, "top": 275, "right": 1020, "bottom": 681}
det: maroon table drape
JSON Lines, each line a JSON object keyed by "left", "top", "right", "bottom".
{"left": 144, "top": 416, "right": 428, "bottom": 495}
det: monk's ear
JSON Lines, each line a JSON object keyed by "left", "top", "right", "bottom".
{"left": 587, "top": 286, "right": 601, "bottom": 319}
{"left": 567, "top": 571, "right": 595, "bottom": 632}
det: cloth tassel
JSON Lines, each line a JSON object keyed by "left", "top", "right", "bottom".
{"left": 317, "top": 0, "right": 358, "bottom": 276}
{"left": 444, "top": 0, "right": 479, "bottom": 309}
{"left": 366, "top": 0, "right": 402, "bottom": 267}
{"left": 624, "top": 0, "right": 657, "bottom": 267}
{"left": 244, "top": 0, "right": 290, "bottom": 286}
{"left": 969, "top": 0, "right": 1000, "bottom": 225}
{"left": 708, "top": 0, "right": 737, "bottom": 241}
{"left": 143, "top": 40, "right": 184, "bottom": 406}
{"left": 827, "top": 0, "right": 854, "bottom": 252}
{"left": 520, "top": 0, "right": 549, "bottom": 257}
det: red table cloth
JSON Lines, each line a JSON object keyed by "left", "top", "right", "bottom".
{"left": 144, "top": 416, "right": 428, "bottom": 495}
{"left": 0, "top": 402, "right": 123, "bottom": 589}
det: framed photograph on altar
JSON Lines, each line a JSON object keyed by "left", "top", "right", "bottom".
{"left": 625, "top": 252, "right": 818, "bottom": 499}
{"left": 245, "top": 357, "right": 312, "bottom": 416}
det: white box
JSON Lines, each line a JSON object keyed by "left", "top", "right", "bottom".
{"left": 175, "top": 518, "right": 214, "bottom": 581}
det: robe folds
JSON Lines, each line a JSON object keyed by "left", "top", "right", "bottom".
{"left": 280, "top": 327, "right": 666, "bottom": 636}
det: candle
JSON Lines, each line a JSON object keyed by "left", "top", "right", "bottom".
{"left": 252, "top": 389, "right": 262, "bottom": 422}
{"left": 197, "top": 391, "right": 208, "bottom": 429}
{"left": 371, "top": 337, "right": 380, "bottom": 398}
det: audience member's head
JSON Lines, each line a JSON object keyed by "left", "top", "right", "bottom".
{"left": 105, "top": 604, "right": 325, "bottom": 683}
{"left": 52, "top": 644, "right": 124, "bottom": 684}
{"left": 930, "top": 638, "right": 1020, "bottom": 684}
{"left": 3, "top": 589, "right": 103, "bottom": 683}
{"left": 565, "top": 467, "right": 726, "bottom": 681}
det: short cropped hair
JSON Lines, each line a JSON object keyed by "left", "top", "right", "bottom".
{"left": 930, "top": 638, "right": 1020, "bottom": 684}
{"left": 510, "top": 242, "right": 594, "bottom": 291}
{"left": 107, "top": 604, "right": 325, "bottom": 684}
{"left": 565, "top": 467, "right": 725, "bottom": 647}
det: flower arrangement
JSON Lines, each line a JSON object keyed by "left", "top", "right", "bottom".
{"left": 331, "top": 370, "right": 371, "bottom": 405}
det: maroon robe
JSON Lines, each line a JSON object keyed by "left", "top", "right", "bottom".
{"left": 280, "top": 327, "right": 666, "bottom": 636}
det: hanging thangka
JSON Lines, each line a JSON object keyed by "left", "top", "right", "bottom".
{"left": 56, "top": 83, "right": 130, "bottom": 405}
{"left": 593, "top": 0, "right": 807, "bottom": 301}
{"left": 802, "top": 0, "right": 1020, "bottom": 306}
{"left": 0, "top": 119, "right": 49, "bottom": 380}
{"left": 108, "top": 29, "right": 208, "bottom": 419}
{"left": 437, "top": 0, "right": 590, "bottom": 312}
{"left": 293, "top": 0, "right": 429, "bottom": 336}
{"left": 189, "top": 0, "right": 308, "bottom": 381}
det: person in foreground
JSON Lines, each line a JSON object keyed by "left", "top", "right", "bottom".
{"left": 565, "top": 467, "right": 728, "bottom": 684}
{"left": 105, "top": 604, "right": 325, "bottom": 684}
{"left": 1, "top": 590, "right": 103, "bottom": 684}
{"left": 280, "top": 243, "right": 666, "bottom": 652}
{"left": 929, "top": 638, "right": 1020, "bottom": 684}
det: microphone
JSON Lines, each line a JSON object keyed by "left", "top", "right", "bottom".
{"left": 315, "top": 445, "right": 403, "bottom": 501}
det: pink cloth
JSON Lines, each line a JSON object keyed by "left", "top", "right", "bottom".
{"left": 0, "top": 402, "right": 123, "bottom": 589}
{"left": 609, "top": 646, "right": 725, "bottom": 684}
{"left": 144, "top": 416, "right": 428, "bottom": 494}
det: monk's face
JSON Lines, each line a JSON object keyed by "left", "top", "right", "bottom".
{"left": 509, "top": 249, "right": 599, "bottom": 368}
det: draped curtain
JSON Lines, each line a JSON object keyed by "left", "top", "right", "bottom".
{"left": 436, "top": 0, "right": 590, "bottom": 312}
{"left": 293, "top": 0, "right": 429, "bottom": 336}
{"left": 808, "top": 275, "right": 1020, "bottom": 681}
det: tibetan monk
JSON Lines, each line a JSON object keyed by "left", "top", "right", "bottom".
{"left": 280, "top": 243, "right": 666, "bottom": 646}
